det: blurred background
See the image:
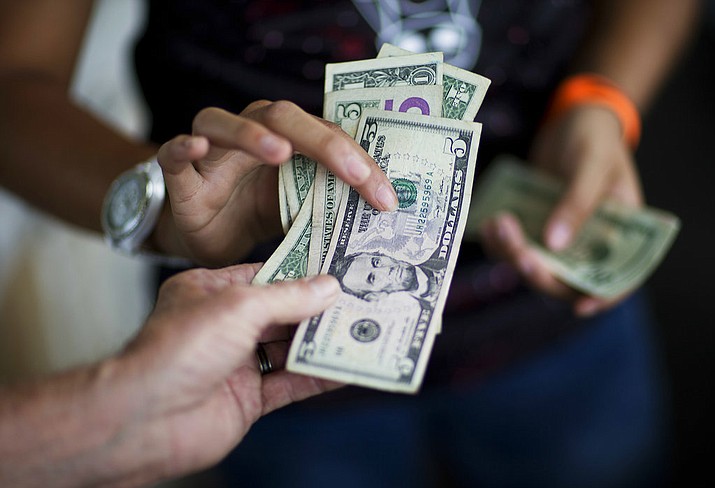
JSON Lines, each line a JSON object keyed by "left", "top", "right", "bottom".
{"left": 0, "top": 0, "right": 152, "bottom": 380}
{"left": 637, "top": 1, "right": 715, "bottom": 482}
{"left": 0, "top": 0, "right": 712, "bottom": 486}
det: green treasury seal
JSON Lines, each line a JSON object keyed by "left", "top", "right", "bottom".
{"left": 391, "top": 178, "right": 418, "bottom": 209}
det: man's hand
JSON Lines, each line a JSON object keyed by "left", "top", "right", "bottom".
{"left": 480, "top": 105, "right": 643, "bottom": 316}
{"left": 117, "top": 264, "right": 342, "bottom": 480}
{"left": 0, "top": 264, "right": 342, "bottom": 488}
{"left": 153, "top": 101, "right": 398, "bottom": 266}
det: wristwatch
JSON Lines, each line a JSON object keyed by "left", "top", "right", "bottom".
{"left": 101, "top": 158, "right": 165, "bottom": 254}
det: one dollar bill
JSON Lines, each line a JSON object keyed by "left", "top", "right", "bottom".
{"left": 466, "top": 156, "right": 681, "bottom": 298}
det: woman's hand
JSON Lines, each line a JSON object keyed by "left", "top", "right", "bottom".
{"left": 153, "top": 101, "right": 397, "bottom": 267}
{"left": 481, "top": 105, "right": 644, "bottom": 316}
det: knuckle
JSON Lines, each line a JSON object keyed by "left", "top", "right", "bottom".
{"left": 192, "top": 107, "right": 223, "bottom": 132}
{"left": 230, "top": 116, "right": 261, "bottom": 142}
{"left": 232, "top": 287, "right": 276, "bottom": 327}
{"left": 244, "top": 99, "right": 272, "bottom": 113}
{"left": 321, "top": 133, "right": 353, "bottom": 159}
{"left": 322, "top": 120, "right": 344, "bottom": 134}
{"left": 261, "top": 100, "right": 299, "bottom": 124}
{"left": 158, "top": 273, "right": 186, "bottom": 297}
{"left": 165, "top": 135, "right": 189, "bottom": 159}
{"left": 161, "top": 268, "right": 207, "bottom": 293}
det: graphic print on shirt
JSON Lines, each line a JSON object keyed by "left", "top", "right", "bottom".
{"left": 351, "top": 0, "right": 483, "bottom": 69}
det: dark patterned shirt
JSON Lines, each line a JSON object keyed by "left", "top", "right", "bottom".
{"left": 135, "top": 0, "right": 589, "bottom": 161}
{"left": 137, "top": 0, "right": 593, "bottom": 382}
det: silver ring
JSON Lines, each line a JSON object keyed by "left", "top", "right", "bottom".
{"left": 255, "top": 343, "right": 273, "bottom": 375}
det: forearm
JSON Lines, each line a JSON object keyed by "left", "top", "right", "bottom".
{"left": 0, "top": 73, "right": 156, "bottom": 232}
{"left": 574, "top": 0, "right": 701, "bottom": 110}
{"left": 0, "top": 357, "right": 166, "bottom": 488}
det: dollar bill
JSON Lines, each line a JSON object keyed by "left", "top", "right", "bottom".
{"left": 308, "top": 166, "right": 346, "bottom": 275}
{"left": 309, "top": 53, "right": 443, "bottom": 275}
{"left": 278, "top": 164, "right": 291, "bottom": 234}
{"left": 287, "top": 109, "right": 482, "bottom": 393}
{"left": 377, "top": 43, "right": 490, "bottom": 121}
{"left": 324, "top": 52, "right": 443, "bottom": 93}
{"left": 466, "top": 156, "right": 681, "bottom": 298}
{"left": 253, "top": 184, "right": 315, "bottom": 285}
{"left": 279, "top": 153, "right": 318, "bottom": 232}
{"left": 308, "top": 85, "right": 444, "bottom": 274}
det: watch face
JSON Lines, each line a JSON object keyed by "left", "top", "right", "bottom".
{"left": 107, "top": 172, "right": 149, "bottom": 237}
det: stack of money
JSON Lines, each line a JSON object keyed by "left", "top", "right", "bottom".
{"left": 465, "top": 156, "right": 681, "bottom": 298}
{"left": 254, "top": 44, "right": 490, "bottom": 393}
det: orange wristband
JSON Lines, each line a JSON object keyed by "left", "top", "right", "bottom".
{"left": 544, "top": 74, "right": 641, "bottom": 149}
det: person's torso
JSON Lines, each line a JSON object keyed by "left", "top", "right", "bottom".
{"left": 135, "top": 0, "right": 590, "bottom": 160}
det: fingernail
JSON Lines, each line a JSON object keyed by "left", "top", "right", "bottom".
{"left": 307, "top": 275, "right": 340, "bottom": 297}
{"left": 346, "top": 154, "right": 372, "bottom": 183}
{"left": 548, "top": 221, "right": 572, "bottom": 250}
{"left": 376, "top": 183, "right": 398, "bottom": 211}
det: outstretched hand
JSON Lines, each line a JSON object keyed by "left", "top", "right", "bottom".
{"left": 481, "top": 105, "right": 643, "bottom": 316}
{"left": 152, "top": 101, "right": 397, "bottom": 267}
{"left": 116, "top": 263, "right": 342, "bottom": 480}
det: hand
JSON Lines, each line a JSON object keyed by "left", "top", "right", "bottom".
{"left": 481, "top": 105, "right": 644, "bottom": 316}
{"left": 152, "top": 101, "right": 398, "bottom": 266}
{"left": 114, "top": 264, "right": 342, "bottom": 481}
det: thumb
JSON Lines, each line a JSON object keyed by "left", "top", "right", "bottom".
{"left": 235, "top": 275, "right": 341, "bottom": 336}
{"left": 157, "top": 134, "right": 210, "bottom": 201}
{"left": 544, "top": 163, "right": 606, "bottom": 251}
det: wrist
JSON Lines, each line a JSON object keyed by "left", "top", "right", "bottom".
{"left": 88, "top": 355, "right": 172, "bottom": 486}
{"left": 102, "top": 159, "right": 193, "bottom": 267}
{"left": 543, "top": 73, "right": 641, "bottom": 149}
{"left": 0, "top": 357, "right": 167, "bottom": 488}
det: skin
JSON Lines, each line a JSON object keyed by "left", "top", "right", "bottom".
{"left": 0, "top": 2, "right": 396, "bottom": 483}
{"left": 0, "top": 0, "right": 702, "bottom": 484}
{"left": 153, "top": 102, "right": 398, "bottom": 266}
{"left": 0, "top": 266, "right": 342, "bottom": 488}
{"left": 0, "top": 0, "right": 397, "bottom": 268}
{"left": 479, "top": 0, "right": 701, "bottom": 317}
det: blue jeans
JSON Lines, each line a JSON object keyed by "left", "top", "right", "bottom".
{"left": 219, "top": 291, "right": 669, "bottom": 488}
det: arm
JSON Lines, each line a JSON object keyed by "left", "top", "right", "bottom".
{"left": 0, "top": 1, "right": 396, "bottom": 265}
{"left": 0, "top": 265, "right": 341, "bottom": 488}
{"left": 573, "top": 0, "right": 701, "bottom": 109}
{"left": 481, "top": 0, "right": 700, "bottom": 315}
{"left": 0, "top": 0, "right": 156, "bottom": 231}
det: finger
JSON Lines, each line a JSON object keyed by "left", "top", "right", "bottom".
{"left": 248, "top": 101, "right": 397, "bottom": 211}
{"left": 574, "top": 296, "right": 607, "bottom": 317}
{"left": 157, "top": 134, "right": 210, "bottom": 199}
{"left": 256, "top": 339, "right": 291, "bottom": 370}
{"left": 191, "top": 106, "right": 294, "bottom": 164}
{"left": 479, "top": 212, "right": 527, "bottom": 261}
{"left": 232, "top": 275, "right": 341, "bottom": 336}
{"left": 486, "top": 213, "right": 580, "bottom": 301}
{"left": 573, "top": 291, "right": 627, "bottom": 318}
{"left": 261, "top": 371, "right": 343, "bottom": 416}
{"left": 217, "top": 262, "right": 265, "bottom": 285}
{"left": 544, "top": 161, "right": 607, "bottom": 251}
{"left": 516, "top": 247, "right": 580, "bottom": 302}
